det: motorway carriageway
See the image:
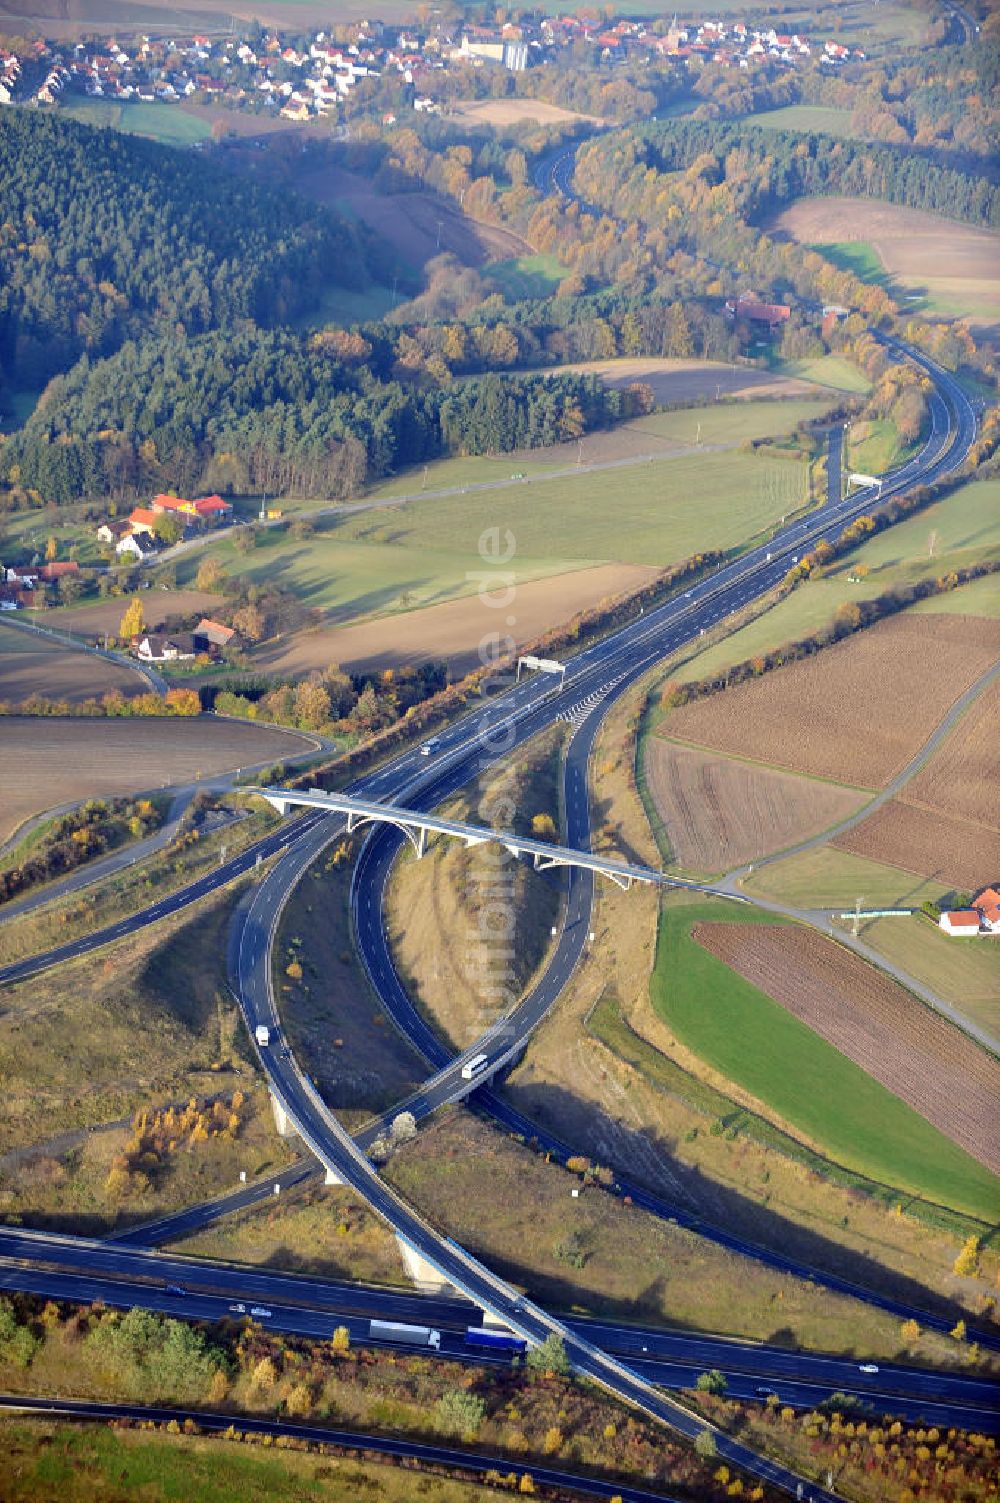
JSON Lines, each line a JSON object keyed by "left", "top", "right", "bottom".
{"left": 0, "top": 1253, "right": 994, "bottom": 1433}
{"left": 0, "top": 328, "right": 983, "bottom": 1492}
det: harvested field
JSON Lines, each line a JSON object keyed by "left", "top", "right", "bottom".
{"left": 0, "top": 624, "right": 143, "bottom": 705}
{"left": 834, "top": 799, "right": 999, "bottom": 892}
{"left": 449, "top": 98, "right": 603, "bottom": 128}
{"left": 901, "top": 677, "right": 1000, "bottom": 827}
{"left": 255, "top": 561, "right": 657, "bottom": 676}
{"left": 770, "top": 197, "right": 1000, "bottom": 328}
{"left": 855, "top": 916, "right": 1000, "bottom": 1043}
{"left": 661, "top": 613, "right": 1000, "bottom": 790}
{"left": 0, "top": 715, "right": 315, "bottom": 842}
{"left": 269, "top": 157, "right": 528, "bottom": 271}
{"left": 770, "top": 197, "right": 999, "bottom": 285}
{"left": 50, "top": 590, "right": 222, "bottom": 640}
{"left": 694, "top": 921, "right": 1000, "bottom": 1176}
{"left": 562, "top": 356, "right": 819, "bottom": 405}
{"left": 834, "top": 676, "right": 1000, "bottom": 888}
{"left": 644, "top": 740, "right": 865, "bottom": 873}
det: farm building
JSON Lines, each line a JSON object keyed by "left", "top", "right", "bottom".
{"left": 193, "top": 618, "right": 238, "bottom": 655}
{"left": 939, "top": 909, "right": 985, "bottom": 936}
{"left": 133, "top": 633, "right": 197, "bottom": 663}
{"left": 972, "top": 887, "right": 1000, "bottom": 934}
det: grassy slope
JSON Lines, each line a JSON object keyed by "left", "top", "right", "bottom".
{"left": 59, "top": 98, "right": 211, "bottom": 144}
{"left": 671, "top": 475, "right": 1000, "bottom": 684}
{"left": 486, "top": 252, "right": 564, "bottom": 300}
{"left": 650, "top": 901, "right": 1000, "bottom": 1220}
{"left": 335, "top": 447, "right": 810, "bottom": 569}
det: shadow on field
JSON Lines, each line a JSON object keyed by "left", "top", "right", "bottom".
{"left": 494, "top": 1078, "right": 990, "bottom": 1334}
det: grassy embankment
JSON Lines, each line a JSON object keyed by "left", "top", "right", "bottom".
{"left": 0, "top": 1422, "right": 501, "bottom": 1503}
{"left": 0, "top": 887, "right": 298, "bottom": 1234}
{"left": 385, "top": 724, "right": 567, "bottom": 1051}
{"left": 650, "top": 901, "right": 1000, "bottom": 1224}
{"left": 666, "top": 475, "right": 1000, "bottom": 691}
{"left": 272, "top": 835, "right": 426, "bottom": 1123}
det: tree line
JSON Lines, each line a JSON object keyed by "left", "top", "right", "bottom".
{"left": 1, "top": 328, "right": 629, "bottom": 503}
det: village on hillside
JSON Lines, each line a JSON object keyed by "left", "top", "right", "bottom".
{"left": 0, "top": 14, "right": 866, "bottom": 123}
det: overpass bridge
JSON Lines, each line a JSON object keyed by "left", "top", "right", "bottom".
{"left": 253, "top": 786, "right": 739, "bottom": 896}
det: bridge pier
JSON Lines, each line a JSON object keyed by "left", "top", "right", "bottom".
{"left": 270, "top": 1093, "right": 295, "bottom": 1138}
{"left": 324, "top": 1166, "right": 344, "bottom": 1186}
{"left": 396, "top": 1234, "right": 454, "bottom": 1292}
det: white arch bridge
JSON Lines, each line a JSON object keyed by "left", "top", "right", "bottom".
{"left": 253, "top": 786, "right": 745, "bottom": 898}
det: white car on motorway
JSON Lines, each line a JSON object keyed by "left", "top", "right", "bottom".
{"left": 858, "top": 1363, "right": 879, "bottom": 1374}
{"left": 250, "top": 1305, "right": 273, "bottom": 1319}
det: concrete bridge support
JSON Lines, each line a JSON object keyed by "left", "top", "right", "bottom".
{"left": 270, "top": 1093, "right": 295, "bottom": 1138}
{"left": 396, "top": 1234, "right": 454, "bottom": 1292}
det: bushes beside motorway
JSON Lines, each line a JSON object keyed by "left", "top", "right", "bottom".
{"left": 0, "top": 796, "right": 164, "bottom": 906}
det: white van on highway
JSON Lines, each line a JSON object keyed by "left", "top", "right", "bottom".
{"left": 421, "top": 738, "right": 442, "bottom": 757}
{"left": 461, "top": 1053, "right": 489, "bottom": 1081}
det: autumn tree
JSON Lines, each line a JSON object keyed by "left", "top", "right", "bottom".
{"left": 195, "top": 555, "right": 227, "bottom": 591}
{"left": 953, "top": 1236, "right": 980, "bottom": 1277}
{"left": 119, "top": 596, "right": 145, "bottom": 641}
{"left": 45, "top": 534, "right": 57, "bottom": 562}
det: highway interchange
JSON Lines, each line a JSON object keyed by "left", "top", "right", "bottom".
{"left": 1, "top": 151, "right": 993, "bottom": 1498}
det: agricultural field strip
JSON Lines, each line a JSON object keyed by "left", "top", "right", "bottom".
{"left": 0, "top": 613, "right": 158, "bottom": 691}
{"left": 718, "top": 652, "right": 1000, "bottom": 889}
{"left": 693, "top": 922, "right": 1000, "bottom": 1175}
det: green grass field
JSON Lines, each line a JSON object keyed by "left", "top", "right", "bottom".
{"left": 487, "top": 253, "right": 565, "bottom": 301}
{"left": 748, "top": 105, "right": 861, "bottom": 139}
{"left": 774, "top": 355, "right": 872, "bottom": 394}
{"left": 177, "top": 527, "right": 589, "bottom": 616}
{"left": 847, "top": 416, "right": 910, "bottom": 476}
{"left": 296, "top": 280, "right": 397, "bottom": 330}
{"left": 651, "top": 902, "right": 1000, "bottom": 1220}
{"left": 338, "top": 447, "right": 810, "bottom": 570}
{"left": 814, "top": 240, "right": 892, "bottom": 289}
{"left": 59, "top": 98, "right": 211, "bottom": 144}
{"left": 627, "top": 396, "right": 831, "bottom": 446}
{"left": 180, "top": 429, "right": 814, "bottom": 619}
{"left": 673, "top": 476, "right": 1000, "bottom": 684}
{"left": 744, "top": 845, "right": 950, "bottom": 909}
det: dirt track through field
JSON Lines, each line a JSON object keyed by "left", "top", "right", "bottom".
{"left": 661, "top": 614, "right": 1000, "bottom": 789}
{"left": 834, "top": 677, "right": 1000, "bottom": 887}
{"left": 645, "top": 741, "right": 865, "bottom": 873}
{"left": 694, "top": 922, "right": 1000, "bottom": 1174}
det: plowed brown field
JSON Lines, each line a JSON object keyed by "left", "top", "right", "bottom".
{"left": 0, "top": 625, "right": 143, "bottom": 705}
{"left": 644, "top": 740, "right": 864, "bottom": 873}
{"left": 693, "top": 922, "right": 1000, "bottom": 1173}
{"left": 834, "top": 676, "right": 1000, "bottom": 886}
{"left": 0, "top": 716, "right": 315, "bottom": 841}
{"left": 835, "top": 801, "right": 999, "bottom": 891}
{"left": 661, "top": 614, "right": 1000, "bottom": 789}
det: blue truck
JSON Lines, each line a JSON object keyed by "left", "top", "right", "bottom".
{"left": 464, "top": 1326, "right": 527, "bottom": 1356}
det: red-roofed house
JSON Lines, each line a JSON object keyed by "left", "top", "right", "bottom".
{"left": 973, "top": 887, "right": 1000, "bottom": 933}
{"left": 938, "top": 909, "right": 983, "bottom": 936}
{"left": 38, "top": 561, "right": 80, "bottom": 581}
{"left": 151, "top": 493, "right": 232, "bottom": 527}
{"left": 128, "top": 507, "right": 159, "bottom": 536}
{"left": 193, "top": 618, "right": 237, "bottom": 654}
{"left": 725, "top": 294, "right": 791, "bottom": 330}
